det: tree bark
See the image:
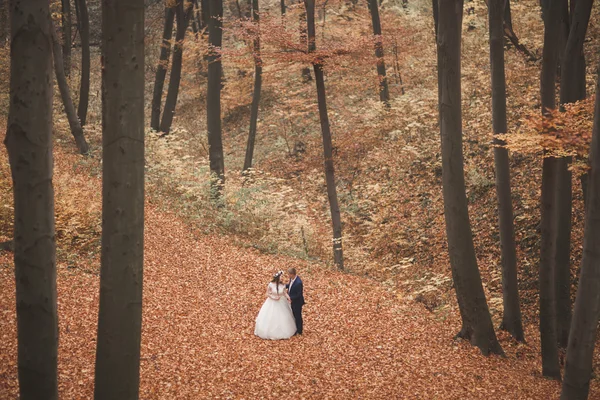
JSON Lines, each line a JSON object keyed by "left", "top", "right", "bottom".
{"left": 62, "top": 0, "right": 72, "bottom": 77}
{"left": 539, "top": 0, "right": 561, "bottom": 378}
{"left": 481, "top": 0, "right": 537, "bottom": 61}
{"left": 560, "top": 66, "right": 600, "bottom": 400}
{"left": 4, "top": 1, "right": 58, "bottom": 398}
{"left": 76, "top": 0, "right": 90, "bottom": 126}
{"left": 554, "top": 155, "right": 572, "bottom": 349}
{"left": 207, "top": 0, "right": 225, "bottom": 191}
{"left": 432, "top": 0, "right": 439, "bottom": 40}
{"left": 367, "top": 0, "right": 390, "bottom": 106}
{"left": 305, "top": 0, "right": 343, "bottom": 270}
{"left": 200, "top": 0, "right": 210, "bottom": 27}
{"left": 190, "top": 0, "right": 200, "bottom": 35}
{"left": 194, "top": 0, "right": 206, "bottom": 30}
{"left": 554, "top": 0, "right": 592, "bottom": 350}
{"left": 51, "top": 23, "right": 90, "bottom": 154}
{"left": 488, "top": 0, "right": 524, "bottom": 342}
{"left": 243, "top": 0, "right": 262, "bottom": 172}
{"left": 437, "top": 0, "right": 503, "bottom": 356}
{"left": 0, "top": 0, "right": 8, "bottom": 46}
{"left": 94, "top": 0, "right": 145, "bottom": 398}
{"left": 151, "top": 5, "right": 175, "bottom": 131}
{"left": 300, "top": 4, "right": 312, "bottom": 81}
{"left": 159, "top": 0, "right": 192, "bottom": 134}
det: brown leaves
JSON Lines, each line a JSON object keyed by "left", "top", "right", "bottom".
{"left": 0, "top": 204, "right": 567, "bottom": 398}
{"left": 501, "top": 98, "right": 595, "bottom": 168}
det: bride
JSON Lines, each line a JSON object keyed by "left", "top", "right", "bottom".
{"left": 254, "top": 271, "right": 297, "bottom": 340}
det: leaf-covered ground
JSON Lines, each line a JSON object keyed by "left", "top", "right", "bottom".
{"left": 0, "top": 202, "right": 576, "bottom": 398}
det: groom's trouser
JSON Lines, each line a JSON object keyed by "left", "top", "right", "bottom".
{"left": 291, "top": 303, "right": 303, "bottom": 334}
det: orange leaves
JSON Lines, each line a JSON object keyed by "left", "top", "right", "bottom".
{"left": 500, "top": 98, "right": 595, "bottom": 169}
{"left": 0, "top": 205, "right": 568, "bottom": 398}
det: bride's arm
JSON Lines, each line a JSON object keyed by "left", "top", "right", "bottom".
{"left": 266, "top": 284, "right": 280, "bottom": 300}
{"left": 284, "top": 288, "right": 291, "bottom": 303}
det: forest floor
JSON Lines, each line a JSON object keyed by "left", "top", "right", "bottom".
{"left": 2, "top": 0, "right": 600, "bottom": 397}
{"left": 0, "top": 197, "right": 570, "bottom": 399}
{"left": 0, "top": 142, "right": 576, "bottom": 399}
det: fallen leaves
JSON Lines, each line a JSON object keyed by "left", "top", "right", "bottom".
{"left": 0, "top": 203, "right": 575, "bottom": 399}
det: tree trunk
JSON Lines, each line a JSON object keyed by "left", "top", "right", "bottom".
{"left": 151, "top": 5, "right": 175, "bottom": 131}
{"left": 0, "top": 0, "right": 8, "bottom": 46}
{"left": 560, "top": 66, "right": 600, "bottom": 400}
{"left": 558, "top": 0, "right": 569, "bottom": 75}
{"left": 200, "top": 0, "right": 210, "bottom": 27}
{"left": 62, "top": 0, "right": 72, "bottom": 77}
{"left": 503, "top": 0, "right": 512, "bottom": 31}
{"left": 300, "top": 4, "right": 312, "bottom": 81}
{"left": 437, "top": 0, "right": 503, "bottom": 356}
{"left": 367, "top": 0, "right": 390, "bottom": 106}
{"left": 554, "top": 156, "right": 572, "bottom": 349}
{"left": 75, "top": 0, "right": 90, "bottom": 126}
{"left": 281, "top": 0, "right": 286, "bottom": 15}
{"left": 207, "top": 0, "right": 225, "bottom": 191}
{"left": 432, "top": 0, "right": 439, "bottom": 40}
{"left": 305, "top": 0, "right": 343, "bottom": 269}
{"left": 159, "top": 0, "right": 192, "bottom": 134}
{"left": 51, "top": 23, "right": 90, "bottom": 154}
{"left": 488, "top": 0, "right": 524, "bottom": 342}
{"left": 539, "top": 0, "right": 561, "bottom": 378}
{"left": 194, "top": 0, "right": 206, "bottom": 30}
{"left": 191, "top": 0, "right": 200, "bottom": 35}
{"left": 243, "top": 0, "right": 262, "bottom": 172}
{"left": 554, "top": 0, "right": 593, "bottom": 350}
{"left": 484, "top": 0, "right": 535, "bottom": 62}
{"left": 560, "top": 0, "right": 592, "bottom": 105}
{"left": 4, "top": 1, "right": 58, "bottom": 398}
{"left": 581, "top": 173, "right": 589, "bottom": 210}
{"left": 94, "top": 0, "right": 145, "bottom": 398}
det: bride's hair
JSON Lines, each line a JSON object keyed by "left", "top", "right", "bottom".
{"left": 271, "top": 270, "right": 283, "bottom": 289}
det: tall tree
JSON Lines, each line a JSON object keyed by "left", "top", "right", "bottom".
{"left": 488, "top": 0, "right": 524, "bottom": 342}
{"left": 560, "top": 66, "right": 600, "bottom": 400}
{"left": 436, "top": 0, "right": 503, "bottom": 355}
{"left": 190, "top": 0, "right": 201, "bottom": 35}
{"left": 432, "top": 0, "right": 439, "bottom": 39}
{"left": 300, "top": 4, "right": 312, "bottom": 81}
{"left": 305, "top": 0, "right": 344, "bottom": 269}
{"left": 539, "top": 0, "right": 561, "bottom": 378}
{"left": 0, "top": 0, "right": 7, "bottom": 45}
{"left": 159, "top": 0, "right": 193, "bottom": 134}
{"left": 501, "top": 0, "right": 537, "bottom": 61}
{"left": 4, "top": 0, "right": 58, "bottom": 398}
{"left": 62, "top": 0, "right": 72, "bottom": 77}
{"left": 243, "top": 0, "right": 262, "bottom": 172}
{"left": 151, "top": 4, "right": 175, "bottom": 131}
{"left": 200, "top": 0, "right": 210, "bottom": 27}
{"left": 554, "top": 0, "right": 593, "bottom": 350}
{"left": 367, "top": 0, "right": 390, "bottom": 105}
{"left": 94, "top": 0, "right": 145, "bottom": 398}
{"left": 207, "top": 0, "right": 225, "bottom": 190}
{"left": 75, "top": 0, "right": 90, "bottom": 125}
{"left": 51, "top": 23, "right": 90, "bottom": 154}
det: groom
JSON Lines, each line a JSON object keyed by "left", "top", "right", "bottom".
{"left": 286, "top": 268, "right": 304, "bottom": 335}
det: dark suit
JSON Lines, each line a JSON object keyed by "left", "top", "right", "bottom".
{"left": 286, "top": 276, "right": 304, "bottom": 334}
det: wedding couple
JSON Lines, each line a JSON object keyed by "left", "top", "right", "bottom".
{"left": 254, "top": 268, "right": 304, "bottom": 340}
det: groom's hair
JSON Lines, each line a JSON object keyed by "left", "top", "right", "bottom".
{"left": 288, "top": 268, "right": 297, "bottom": 275}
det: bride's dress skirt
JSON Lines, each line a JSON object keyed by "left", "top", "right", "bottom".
{"left": 254, "top": 297, "right": 297, "bottom": 340}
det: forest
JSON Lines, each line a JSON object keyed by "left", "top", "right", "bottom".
{"left": 2, "top": 0, "right": 600, "bottom": 398}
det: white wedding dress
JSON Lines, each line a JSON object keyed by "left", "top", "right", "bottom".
{"left": 254, "top": 282, "right": 297, "bottom": 340}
